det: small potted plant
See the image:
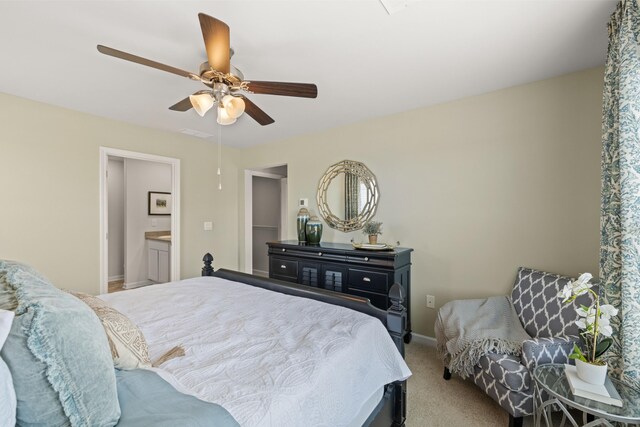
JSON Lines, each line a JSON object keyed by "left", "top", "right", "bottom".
{"left": 362, "top": 221, "right": 383, "bottom": 244}
{"left": 559, "top": 272, "right": 618, "bottom": 385}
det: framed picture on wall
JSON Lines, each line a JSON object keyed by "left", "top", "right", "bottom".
{"left": 148, "top": 191, "right": 172, "bottom": 215}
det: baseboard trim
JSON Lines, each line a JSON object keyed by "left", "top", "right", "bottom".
{"left": 411, "top": 333, "right": 436, "bottom": 347}
{"left": 253, "top": 269, "right": 269, "bottom": 278}
{"left": 123, "top": 280, "right": 153, "bottom": 290}
{"left": 108, "top": 275, "right": 124, "bottom": 282}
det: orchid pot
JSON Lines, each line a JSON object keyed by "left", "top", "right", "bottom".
{"left": 575, "top": 359, "right": 608, "bottom": 385}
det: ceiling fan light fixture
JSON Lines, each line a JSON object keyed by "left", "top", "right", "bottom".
{"left": 221, "top": 95, "right": 245, "bottom": 119}
{"left": 217, "top": 105, "right": 236, "bottom": 125}
{"left": 189, "top": 92, "right": 214, "bottom": 117}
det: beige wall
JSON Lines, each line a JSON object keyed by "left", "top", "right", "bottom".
{"left": 0, "top": 93, "right": 241, "bottom": 294}
{"left": 238, "top": 67, "right": 604, "bottom": 338}
{"left": 0, "top": 66, "right": 604, "bottom": 337}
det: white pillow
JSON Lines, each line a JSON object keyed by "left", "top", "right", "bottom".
{"left": 0, "top": 309, "right": 13, "bottom": 347}
{"left": 0, "top": 309, "right": 16, "bottom": 427}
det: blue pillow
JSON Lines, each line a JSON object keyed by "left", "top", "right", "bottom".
{"left": 0, "top": 260, "right": 120, "bottom": 426}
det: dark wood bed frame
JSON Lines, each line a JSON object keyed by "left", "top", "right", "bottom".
{"left": 201, "top": 253, "right": 407, "bottom": 427}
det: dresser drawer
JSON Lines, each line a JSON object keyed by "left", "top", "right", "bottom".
{"left": 269, "top": 257, "right": 298, "bottom": 279}
{"left": 348, "top": 269, "right": 388, "bottom": 293}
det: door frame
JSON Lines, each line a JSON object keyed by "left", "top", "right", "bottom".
{"left": 244, "top": 167, "right": 287, "bottom": 274}
{"left": 99, "top": 147, "right": 181, "bottom": 294}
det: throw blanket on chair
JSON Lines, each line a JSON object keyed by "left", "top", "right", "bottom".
{"left": 435, "top": 296, "right": 530, "bottom": 379}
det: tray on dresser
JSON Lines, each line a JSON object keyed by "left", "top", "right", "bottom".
{"left": 351, "top": 242, "right": 395, "bottom": 251}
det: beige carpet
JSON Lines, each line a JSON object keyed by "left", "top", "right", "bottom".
{"left": 405, "top": 342, "right": 536, "bottom": 427}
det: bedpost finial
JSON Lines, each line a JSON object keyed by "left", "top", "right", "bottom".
{"left": 202, "top": 253, "right": 214, "bottom": 276}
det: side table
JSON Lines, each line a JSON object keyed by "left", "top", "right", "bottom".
{"left": 533, "top": 364, "right": 640, "bottom": 426}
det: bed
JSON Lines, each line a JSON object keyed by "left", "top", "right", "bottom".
{"left": 0, "top": 254, "right": 410, "bottom": 427}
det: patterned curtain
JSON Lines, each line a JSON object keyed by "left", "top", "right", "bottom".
{"left": 601, "top": 0, "right": 640, "bottom": 389}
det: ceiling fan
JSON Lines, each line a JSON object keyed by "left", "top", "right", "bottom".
{"left": 97, "top": 13, "right": 317, "bottom": 126}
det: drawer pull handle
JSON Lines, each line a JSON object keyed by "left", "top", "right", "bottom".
{"left": 364, "top": 257, "right": 369, "bottom": 262}
{"left": 281, "top": 265, "right": 287, "bottom": 269}
{"left": 363, "top": 277, "right": 371, "bottom": 282}
{"left": 282, "top": 248, "right": 286, "bottom": 252}
{"left": 318, "top": 252, "right": 323, "bottom": 256}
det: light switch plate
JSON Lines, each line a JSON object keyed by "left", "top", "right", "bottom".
{"left": 204, "top": 221, "right": 213, "bottom": 231}
{"left": 151, "top": 219, "right": 157, "bottom": 227}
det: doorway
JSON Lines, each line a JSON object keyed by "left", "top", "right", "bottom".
{"left": 99, "top": 147, "right": 181, "bottom": 294}
{"left": 244, "top": 165, "right": 288, "bottom": 276}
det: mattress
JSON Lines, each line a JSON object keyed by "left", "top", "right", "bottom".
{"left": 99, "top": 276, "right": 411, "bottom": 427}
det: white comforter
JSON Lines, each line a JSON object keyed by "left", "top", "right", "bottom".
{"left": 99, "top": 276, "right": 411, "bottom": 427}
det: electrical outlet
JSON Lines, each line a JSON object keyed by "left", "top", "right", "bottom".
{"left": 426, "top": 295, "right": 435, "bottom": 309}
{"left": 204, "top": 221, "right": 213, "bottom": 231}
{"left": 299, "top": 198, "right": 309, "bottom": 208}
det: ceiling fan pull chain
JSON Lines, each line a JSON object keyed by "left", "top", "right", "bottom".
{"left": 217, "top": 124, "right": 222, "bottom": 191}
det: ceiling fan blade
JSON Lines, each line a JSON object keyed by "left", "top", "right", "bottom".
{"left": 168, "top": 97, "right": 194, "bottom": 112}
{"left": 244, "top": 81, "right": 317, "bottom": 98}
{"left": 97, "top": 45, "right": 199, "bottom": 80}
{"left": 241, "top": 96, "right": 275, "bottom": 126}
{"left": 198, "top": 13, "right": 230, "bottom": 74}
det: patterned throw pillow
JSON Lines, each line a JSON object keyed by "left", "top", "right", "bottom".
{"left": 511, "top": 267, "right": 595, "bottom": 338}
{"left": 69, "top": 292, "right": 151, "bottom": 370}
{"left": 0, "top": 281, "right": 17, "bottom": 311}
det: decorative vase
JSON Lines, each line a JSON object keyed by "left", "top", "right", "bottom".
{"left": 368, "top": 234, "right": 378, "bottom": 244}
{"left": 575, "top": 359, "right": 608, "bottom": 385}
{"left": 296, "top": 207, "right": 310, "bottom": 242}
{"left": 305, "top": 216, "right": 323, "bottom": 245}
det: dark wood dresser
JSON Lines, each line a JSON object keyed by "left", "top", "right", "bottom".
{"left": 267, "top": 240, "right": 413, "bottom": 342}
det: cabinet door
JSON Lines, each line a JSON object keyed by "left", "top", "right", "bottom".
{"left": 299, "top": 262, "right": 321, "bottom": 287}
{"left": 148, "top": 248, "right": 159, "bottom": 282}
{"left": 321, "top": 264, "right": 348, "bottom": 293}
{"left": 158, "top": 249, "right": 169, "bottom": 283}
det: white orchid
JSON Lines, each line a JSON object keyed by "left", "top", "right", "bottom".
{"left": 558, "top": 272, "right": 616, "bottom": 364}
{"left": 600, "top": 323, "right": 614, "bottom": 338}
{"left": 559, "top": 284, "right": 573, "bottom": 303}
{"left": 559, "top": 273, "right": 594, "bottom": 303}
{"left": 573, "top": 281, "right": 593, "bottom": 297}
{"left": 600, "top": 304, "right": 618, "bottom": 318}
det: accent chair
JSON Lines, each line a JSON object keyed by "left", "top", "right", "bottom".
{"left": 435, "top": 267, "right": 594, "bottom": 427}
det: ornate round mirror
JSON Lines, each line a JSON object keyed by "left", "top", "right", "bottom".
{"left": 317, "top": 160, "right": 379, "bottom": 232}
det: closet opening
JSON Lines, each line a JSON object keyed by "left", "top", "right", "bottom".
{"left": 244, "top": 165, "right": 288, "bottom": 276}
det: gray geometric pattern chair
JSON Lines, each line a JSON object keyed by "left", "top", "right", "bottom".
{"left": 436, "top": 267, "right": 594, "bottom": 427}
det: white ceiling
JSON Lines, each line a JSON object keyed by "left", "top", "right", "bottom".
{"left": 0, "top": 1, "right": 616, "bottom": 148}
